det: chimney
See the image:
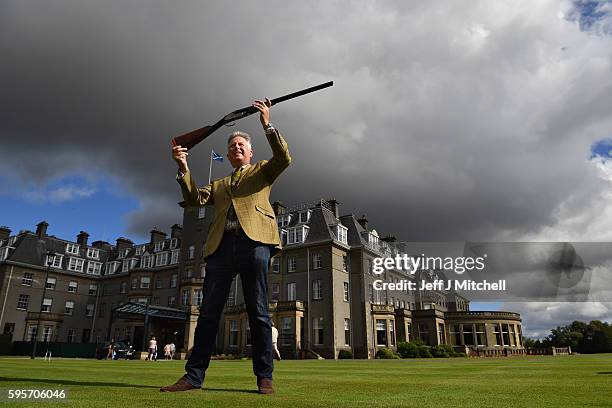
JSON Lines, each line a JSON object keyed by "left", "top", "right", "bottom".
{"left": 272, "top": 201, "right": 286, "bottom": 216}
{"left": 77, "top": 231, "right": 89, "bottom": 247}
{"left": 116, "top": 237, "right": 134, "bottom": 252}
{"left": 0, "top": 226, "right": 11, "bottom": 241}
{"left": 36, "top": 221, "right": 49, "bottom": 238}
{"left": 92, "top": 240, "right": 112, "bottom": 251}
{"left": 171, "top": 224, "right": 183, "bottom": 239}
{"left": 328, "top": 199, "right": 340, "bottom": 218}
{"left": 357, "top": 214, "right": 368, "bottom": 230}
{"left": 150, "top": 227, "right": 167, "bottom": 244}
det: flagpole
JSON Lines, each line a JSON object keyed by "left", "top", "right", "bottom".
{"left": 208, "top": 150, "right": 213, "bottom": 185}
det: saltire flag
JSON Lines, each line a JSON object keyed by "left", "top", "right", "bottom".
{"left": 211, "top": 150, "right": 224, "bottom": 162}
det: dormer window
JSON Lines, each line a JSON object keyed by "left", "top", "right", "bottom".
{"left": 335, "top": 225, "right": 348, "bottom": 245}
{"left": 86, "top": 248, "right": 100, "bottom": 259}
{"left": 287, "top": 226, "right": 309, "bottom": 245}
{"left": 66, "top": 243, "right": 80, "bottom": 255}
{"left": 298, "top": 210, "right": 311, "bottom": 224}
{"left": 135, "top": 245, "right": 146, "bottom": 256}
{"left": 277, "top": 214, "right": 292, "bottom": 227}
{"left": 8, "top": 236, "right": 17, "bottom": 246}
{"left": 142, "top": 254, "right": 153, "bottom": 269}
{"left": 170, "top": 238, "right": 178, "bottom": 249}
{"left": 154, "top": 241, "right": 164, "bottom": 252}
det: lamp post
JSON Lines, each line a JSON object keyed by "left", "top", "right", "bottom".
{"left": 31, "top": 251, "right": 55, "bottom": 359}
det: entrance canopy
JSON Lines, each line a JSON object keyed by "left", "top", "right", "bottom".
{"left": 112, "top": 302, "right": 187, "bottom": 321}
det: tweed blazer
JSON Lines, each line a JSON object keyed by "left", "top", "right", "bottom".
{"left": 177, "top": 129, "right": 291, "bottom": 258}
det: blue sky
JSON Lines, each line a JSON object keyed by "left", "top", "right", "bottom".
{"left": 0, "top": 174, "right": 141, "bottom": 244}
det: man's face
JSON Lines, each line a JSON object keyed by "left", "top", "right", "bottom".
{"left": 227, "top": 136, "right": 253, "bottom": 168}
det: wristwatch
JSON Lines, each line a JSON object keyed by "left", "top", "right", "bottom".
{"left": 265, "top": 122, "right": 276, "bottom": 134}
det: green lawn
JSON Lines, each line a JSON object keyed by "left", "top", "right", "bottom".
{"left": 0, "top": 355, "right": 610, "bottom": 407}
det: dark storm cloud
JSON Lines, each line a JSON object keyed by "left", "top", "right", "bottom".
{"left": 2, "top": 0, "right": 612, "bottom": 243}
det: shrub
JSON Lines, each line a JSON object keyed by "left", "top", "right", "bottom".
{"left": 417, "top": 345, "right": 433, "bottom": 358}
{"left": 397, "top": 341, "right": 419, "bottom": 358}
{"left": 375, "top": 348, "right": 400, "bottom": 359}
{"left": 338, "top": 349, "right": 353, "bottom": 359}
{"left": 430, "top": 345, "right": 450, "bottom": 358}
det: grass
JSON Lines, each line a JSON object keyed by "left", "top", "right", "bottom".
{"left": 0, "top": 355, "right": 611, "bottom": 407}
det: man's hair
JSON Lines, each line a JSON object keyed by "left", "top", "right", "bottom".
{"left": 227, "top": 131, "right": 252, "bottom": 147}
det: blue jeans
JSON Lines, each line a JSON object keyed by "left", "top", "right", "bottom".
{"left": 184, "top": 228, "right": 273, "bottom": 388}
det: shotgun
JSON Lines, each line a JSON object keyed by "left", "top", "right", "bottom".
{"left": 172, "top": 81, "right": 333, "bottom": 150}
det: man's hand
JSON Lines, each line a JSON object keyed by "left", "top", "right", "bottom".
{"left": 172, "top": 145, "right": 189, "bottom": 173}
{"left": 253, "top": 98, "right": 272, "bottom": 129}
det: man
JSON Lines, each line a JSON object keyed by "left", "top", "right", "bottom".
{"left": 161, "top": 98, "right": 290, "bottom": 394}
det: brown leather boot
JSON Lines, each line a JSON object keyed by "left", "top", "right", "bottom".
{"left": 160, "top": 376, "right": 200, "bottom": 392}
{"left": 257, "top": 378, "right": 274, "bottom": 394}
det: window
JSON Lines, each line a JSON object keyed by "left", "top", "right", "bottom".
{"left": 42, "top": 326, "right": 52, "bottom": 342}
{"left": 313, "top": 317, "right": 324, "bottom": 345}
{"left": 155, "top": 278, "right": 163, "bottom": 289}
{"left": 272, "top": 257, "right": 280, "bottom": 273}
{"left": 452, "top": 324, "right": 462, "bottom": 345}
{"left": 188, "top": 245, "right": 195, "bottom": 259}
{"left": 476, "top": 324, "right": 487, "bottom": 346}
{"left": 312, "top": 253, "right": 322, "bottom": 269}
{"left": 65, "top": 243, "right": 80, "bottom": 255}
{"left": 200, "top": 265, "right": 206, "bottom": 278}
{"left": 437, "top": 323, "right": 444, "bottom": 345}
{"left": 88, "top": 284, "right": 97, "bottom": 296}
{"left": 22, "top": 273, "right": 33, "bottom": 286}
{"left": 406, "top": 323, "right": 412, "bottom": 342}
{"left": 271, "top": 283, "right": 280, "bottom": 301}
{"left": 0, "top": 247, "right": 9, "bottom": 261}
{"left": 3, "top": 322, "right": 15, "bottom": 336}
{"left": 46, "top": 277, "right": 56, "bottom": 290}
{"left": 277, "top": 214, "right": 292, "bottom": 227}
{"left": 155, "top": 252, "right": 168, "bottom": 266}
{"left": 48, "top": 254, "right": 63, "bottom": 268}
{"left": 86, "top": 304, "right": 94, "bottom": 317}
{"left": 140, "top": 276, "right": 150, "bottom": 289}
{"left": 131, "top": 278, "right": 137, "bottom": 289}
{"left": 67, "top": 329, "right": 77, "bottom": 343}
{"left": 168, "top": 296, "right": 176, "bottom": 307}
{"left": 198, "top": 207, "right": 206, "bottom": 219}
{"left": 344, "top": 318, "right": 351, "bottom": 346}
{"left": 312, "top": 279, "right": 322, "bottom": 300}
{"left": 170, "top": 238, "right": 178, "bottom": 249}
{"left": 376, "top": 319, "right": 387, "bottom": 345}
{"left": 142, "top": 254, "right": 153, "bottom": 268}
{"left": 185, "top": 267, "right": 193, "bottom": 278}
{"left": 182, "top": 289, "right": 189, "bottom": 306}
{"left": 154, "top": 241, "right": 164, "bottom": 252}
{"left": 298, "top": 210, "right": 311, "bottom": 223}
{"left": 502, "top": 324, "right": 510, "bottom": 346}
{"left": 336, "top": 225, "right": 348, "bottom": 244}
{"left": 170, "top": 274, "right": 177, "bottom": 288}
{"left": 494, "top": 324, "right": 502, "bottom": 346}
{"left": 171, "top": 250, "right": 180, "bottom": 264}
{"left": 68, "top": 257, "right": 85, "bottom": 272}
{"left": 65, "top": 300, "right": 74, "bottom": 315}
{"left": 42, "top": 298, "right": 52, "bottom": 312}
{"left": 280, "top": 229, "right": 287, "bottom": 245}
{"left": 287, "top": 226, "right": 309, "bottom": 244}
{"left": 343, "top": 282, "right": 349, "bottom": 302}
{"left": 135, "top": 245, "right": 146, "bottom": 256}
{"left": 106, "top": 261, "right": 119, "bottom": 274}
{"left": 229, "top": 320, "right": 238, "bottom": 347}
{"left": 87, "top": 261, "right": 102, "bottom": 275}
{"left": 287, "top": 257, "right": 296, "bottom": 273}
{"left": 27, "top": 325, "right": 38, "bottom": 341}
{"left": 342, "top": 255, "right": 348, "bottom": 271}
{"left": 68, "top": 281, "right": 78, "bottom": 293}
{"left": 17, "top": 294, "right": 29, "bottom": 310}
{"left": 86, "top": 248, "right": 100, "bottom": 259}
{"left": 287, "top": 282, "right": 296, "bottom": 301}
{"left": 122, "top": 259, "right": 130, "bottom": 273}
{"left": 193, "top": 289, "right": 203, "bottom": 306}
{"left": 120, "top": 282, "right": 127, "bottom": 294}
{"left": 282, "top": 317, "right": 293, "bottom": 346}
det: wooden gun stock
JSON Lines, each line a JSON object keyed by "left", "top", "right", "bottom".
{"left": 172, "top": 81, "right": 333, "bottom": 150}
